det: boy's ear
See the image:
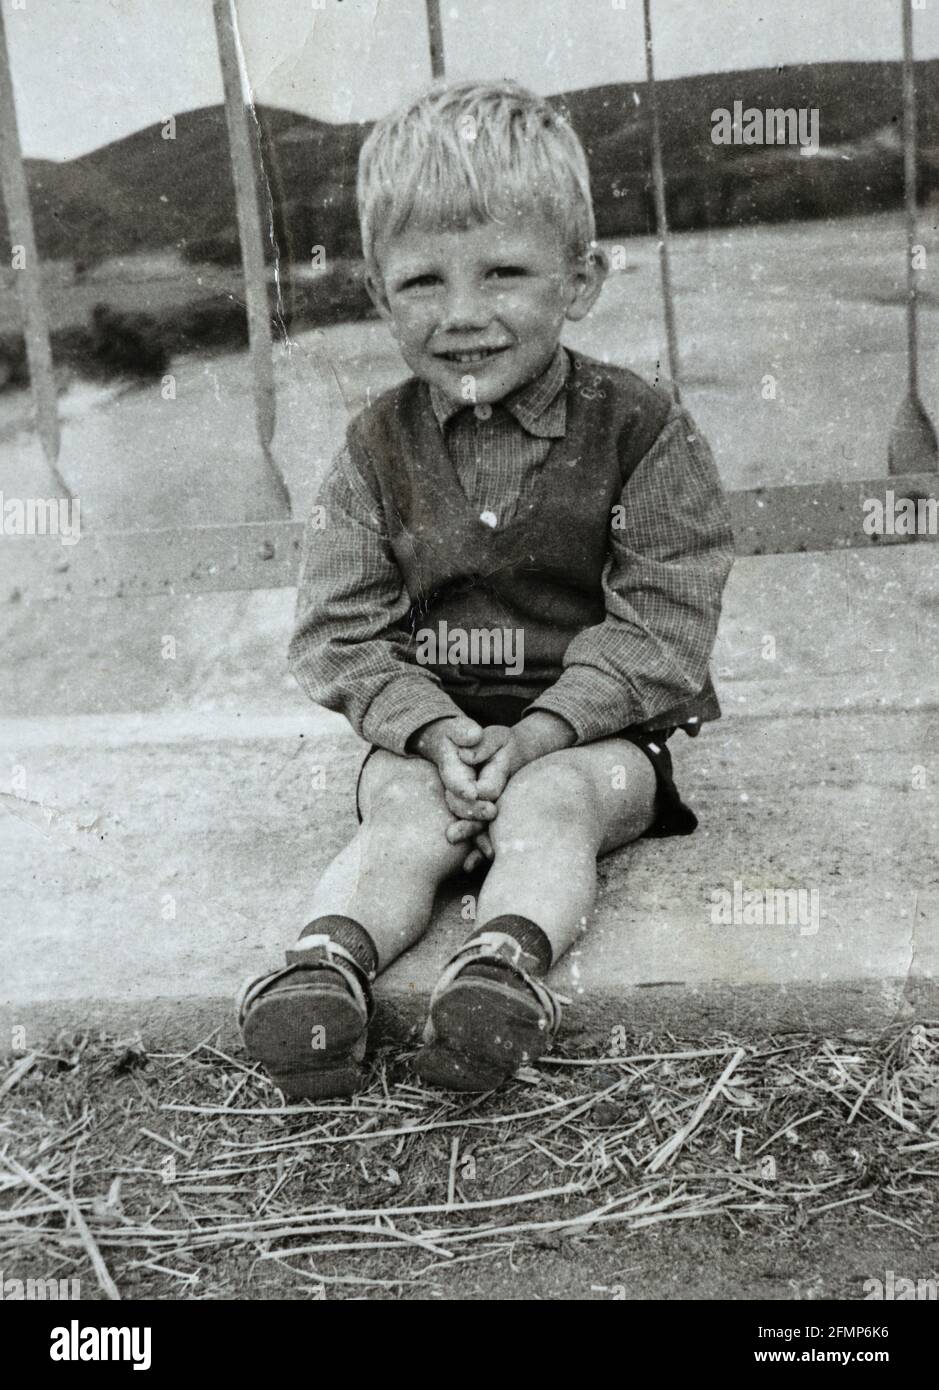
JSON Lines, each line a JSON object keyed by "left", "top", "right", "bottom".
{"left": 565, "top": 242, "right": 609, "bottom": 323}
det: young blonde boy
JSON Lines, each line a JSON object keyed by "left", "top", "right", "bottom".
{"left": 238, "top": 80, "right": 735, "bottom": 1097}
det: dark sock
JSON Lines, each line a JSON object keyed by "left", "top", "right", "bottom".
{"left": 461, "top": 914, "right": 553, "bottom": 983}
{"left": 296, "top": 914, "right": 379, "bottom": 980}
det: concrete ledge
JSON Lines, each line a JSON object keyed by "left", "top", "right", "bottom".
{"left": 2, "top": 707, "right": 936, "bottom": 1053}
{"left": 3, "top": 978, "right": 935, "bottom": 1060}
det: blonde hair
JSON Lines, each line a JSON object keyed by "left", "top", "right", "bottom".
{"left": 357, "top": 79, "right": 596, "bottom": 279}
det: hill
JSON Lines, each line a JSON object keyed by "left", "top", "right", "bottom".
{"left": 7, "top": 59, "right": 938, "bottom": 272}
{"left": 1, "top": 60, "right": 937, "bottom": 390}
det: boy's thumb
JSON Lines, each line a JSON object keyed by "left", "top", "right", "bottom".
{"left": 447, "top": 718, "right": 483, "bottom": 746}
{"left": 459, "top": 727, "right": 500, "bottom": 763}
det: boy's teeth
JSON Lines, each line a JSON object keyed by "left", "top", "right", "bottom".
{"left": 445, "top": 349, "right": 502, "bottom": 363}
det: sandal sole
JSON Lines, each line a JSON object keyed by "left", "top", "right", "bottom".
{"left": 241, "top": 980, "right": 368, "bottom": 1099}
{"left": 414, "top": 976, "right": 554, "bottom": 1091}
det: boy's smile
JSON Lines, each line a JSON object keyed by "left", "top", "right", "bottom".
{"left": 369, "top": 213, "right": 605, "bottom": 405}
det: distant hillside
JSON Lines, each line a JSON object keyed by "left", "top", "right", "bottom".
{"left": 16, "top": 105, "right": 367, "bottom": 271}
{"left": 559, "top": 60, "right": 939, "bottom": 234}
{"left": 8, "top": 59, "right": 938, "bottom": 274}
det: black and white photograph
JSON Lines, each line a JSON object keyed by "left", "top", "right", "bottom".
{"left": 1, "top": 0, "right": 938, "bottom": 1331}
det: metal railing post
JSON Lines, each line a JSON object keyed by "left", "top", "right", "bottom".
{"left": 425, "top": 0, "right": 445, "bottom": 79}
{"left": 888, "top": 0, "right": 938, "bottom": 473}
{"left": 212, "top": 0, "right": 291, "bottom": 514}
{"left": 0, "top": 4, "right": 69, "bottom": 498}
{"left": 642, "top": 0, "right": 681, "bottom": 404}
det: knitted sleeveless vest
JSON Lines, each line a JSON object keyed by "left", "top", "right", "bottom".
{"left": 346, "top": 350, "right": 718, "bottom": 728}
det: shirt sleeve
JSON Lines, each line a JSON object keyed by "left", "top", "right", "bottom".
{"left": 287, "top": 443, "right": 467, "bottom": 753}
{"left": 524, "top": 405, "right": 735, "bottom": 743}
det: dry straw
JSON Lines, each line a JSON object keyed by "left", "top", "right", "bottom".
{"left": 2, "top": 1024, "right": 937, "bottom": 1297}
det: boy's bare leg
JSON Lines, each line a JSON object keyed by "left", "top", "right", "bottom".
{"left": 239, "top": 750, "right": 467, "bottom": 1097}
{"left": 474, "top": 738, "right": 658, "bottom": 960}
{"left": 413, "top": 738, "right": 658, "bottom": 1091}
{"left": 307, "top": 749, "right": 469, "bottom": 969}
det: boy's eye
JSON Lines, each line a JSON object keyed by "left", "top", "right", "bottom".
{"left": 397, "top": 273, "right": 439, "bottom": 291}
{"left": 489, "top": 265, "right": 527, "bottom": 279}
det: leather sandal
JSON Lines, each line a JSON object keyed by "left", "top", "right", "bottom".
{"left": 413, "top": 931, "right": 563, "bottom": 1092}
{"left": 237, "top": 935, "right": 374, "bottom": 1099}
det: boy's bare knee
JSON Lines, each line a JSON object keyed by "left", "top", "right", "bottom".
{"left": 361, "top": 753, "right": 457, "bottom": 862}
{"left": 363, "top": 752, "right": 442, "bottom": 819}
{"left": 501, "top": 755, "right": 595, "bottom": 815}
{"left": 492, "top": 756, "right": 599, "bottom": 847}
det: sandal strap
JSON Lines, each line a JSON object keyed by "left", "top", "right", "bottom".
{"left": 428, "top": 931, "right": 563, "bottom": 1036}
{"left": 236, "top": 935, "right": 374, "bottom": 1029}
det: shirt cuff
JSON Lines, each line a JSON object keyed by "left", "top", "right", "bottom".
{"left": 524, "top": 667, "right": 640, "bottom": 745}
{"left": 361, "top": 677, "right": 468, "bottom": 755}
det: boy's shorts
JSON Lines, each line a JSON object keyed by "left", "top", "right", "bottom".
{"left": 354, "top": 691, "right": 698, "bottom": 839}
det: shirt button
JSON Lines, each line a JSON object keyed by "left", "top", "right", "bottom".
{"left": 474, "top": 403, "right": 492, "bottom": 421}
{"left": 479, "top": 510, "right": 498, "bottom": 528}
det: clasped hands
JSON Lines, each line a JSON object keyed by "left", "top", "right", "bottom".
{"left": 410, "top": 712, "right": 576, "bottom": 873}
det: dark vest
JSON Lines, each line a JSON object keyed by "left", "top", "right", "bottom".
{"left": 346, "top": 350, "right": 720, "bottom": 731}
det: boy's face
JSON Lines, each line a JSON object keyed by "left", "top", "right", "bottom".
{"left": 369, "top": 210, "right": 606, "bottom": 404}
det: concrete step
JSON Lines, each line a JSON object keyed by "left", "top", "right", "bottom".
{"left": 2, "top": 707, "right": 936, "bottom": 1052}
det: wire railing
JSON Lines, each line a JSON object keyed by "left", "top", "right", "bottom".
{"left": 0, "top": 0, "right": 937, "bottom": 604}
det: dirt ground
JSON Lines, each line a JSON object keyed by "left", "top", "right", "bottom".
{"left": 3, "top": 1026, "right": 937, "bottom": 1301}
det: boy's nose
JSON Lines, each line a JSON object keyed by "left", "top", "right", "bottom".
{"left": 439, "top": 287, "right": 490, "bottom": 333}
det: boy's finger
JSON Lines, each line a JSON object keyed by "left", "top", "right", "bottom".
{"left": 456, "top": 727, "right": 510, "bottom": 766}
{"left": 446, "top": 818, "right": 486, "bottom": 845}
{"left": 459, "top": 741, "right": 499, "bottom": 767}
{"left": 439, "top": 757, "right": 480, "bottom": 803}
{"left": 476, "top": 753, "right": 511, "bottom": 801}
{"left": 462, "top": 848, "right": 483, "bottom": 873}
{"left": 446, "top": 792, "right": 496, "bottom": 821}
{"left": 457, "top": 743, "right": 493, "bottom": 764}
{"left": 444, "top": 789, "right": 476, "bottom": 818}
{"left": 475, "top": 774, "right": 505, "bottom": 802}
{"left": 474, "top": 831, "right": 494, "bottom": 860}
{"left": 440, "top": 759, "right": 498, "bottom": 817}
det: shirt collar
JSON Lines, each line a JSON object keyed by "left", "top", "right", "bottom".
{"left": 428, "top": 346, "right": 569, "bottom": 438}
